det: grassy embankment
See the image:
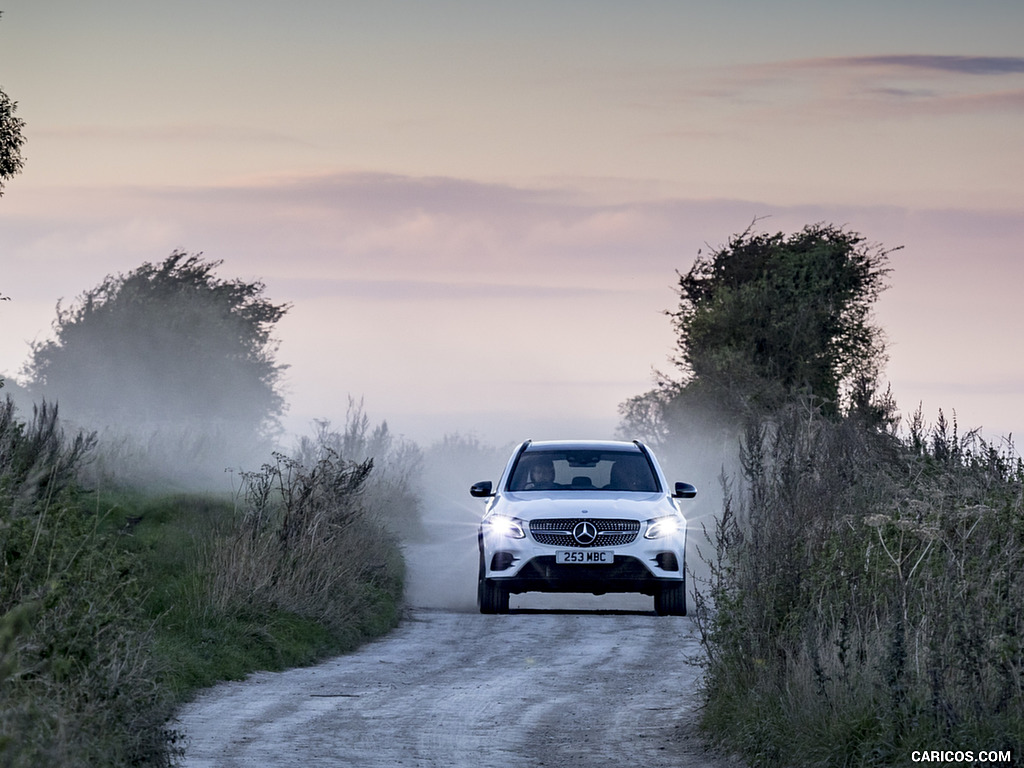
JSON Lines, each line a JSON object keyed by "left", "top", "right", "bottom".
{"left": 0, "top": 398, "right": 407, "bottom": 767}
{"left": 694, "top": 403, "right": 1024, "bottom": 766}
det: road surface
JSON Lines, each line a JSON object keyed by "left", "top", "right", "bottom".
{"left": 174, "top": 606, "right": 737, "bottom": 767}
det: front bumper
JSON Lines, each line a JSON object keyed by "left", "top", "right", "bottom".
{"left": 496, "top": 555, "right": 681, "bottom": 596}
{"left": 480, "top": 523, "right": 685, "bottom": 595}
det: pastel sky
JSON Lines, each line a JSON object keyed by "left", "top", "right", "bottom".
{"left": 1, "top": 1, "right": 1022, "bottom": 446}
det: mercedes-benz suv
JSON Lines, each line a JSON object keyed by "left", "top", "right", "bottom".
{"left": 472, "top": 439, "right": 696, "bottom": 615}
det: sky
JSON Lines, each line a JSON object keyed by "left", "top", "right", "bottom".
{"left": 1, "top": 1, "right": 1022, "bottom": 448}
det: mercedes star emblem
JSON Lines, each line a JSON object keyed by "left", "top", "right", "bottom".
{"left": 572, "top": 520, "right": 598, "bottom": 546}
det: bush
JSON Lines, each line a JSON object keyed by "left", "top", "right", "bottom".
{"left": 208, "top": 423, "right": 404, "bottom": 643}
{"left": 22, "top": 252, "right": 290, "bottom": 489}
{"left": 292, "top": 398, "right": 424, "bottom": 538}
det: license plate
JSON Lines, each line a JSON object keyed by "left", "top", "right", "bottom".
{"left": 556, "top": 550, "right": 614, "bottom": 565}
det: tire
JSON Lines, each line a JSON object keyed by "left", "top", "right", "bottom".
{"left": 478, "top": 578, "right": 509, "bottom": 614}
{"left": 654, "top": 579, "right": 686, "bottom": 616}
{"left": 477, "top": 547, "right": 510, "bottom": 614}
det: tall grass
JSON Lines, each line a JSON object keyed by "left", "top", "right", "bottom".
{"left": 0, "top": 398, "right": 177, "bottom": 767}
{"left": 694, "top": 403, "right": 1024, "bottom": 766}
{"left": 119, "top": 410, "right": 409, "bottom": 699}
{"left": 208, "top": 444, "right": 404, "bottom": 641}
{"left": 1, "top": 396, "right": 411, "bottom": 766}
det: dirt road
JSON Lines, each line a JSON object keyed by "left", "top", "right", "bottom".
{"left": 175, "top": 606, "right": 734, "bottom": 767}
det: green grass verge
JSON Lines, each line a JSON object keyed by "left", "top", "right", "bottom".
{"left": 100, "top": 491, "right": 404, "bottom": 703}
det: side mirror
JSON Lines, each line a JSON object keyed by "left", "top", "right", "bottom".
{"left": 470, "top": 481, "right": 494, "bottom": 498}
{"left": 673, "top": 482, "right": 697, "bottom": 499}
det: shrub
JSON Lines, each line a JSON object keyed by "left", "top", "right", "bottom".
{"left": 209, "top": 429, "right": 404, "bottom": 643}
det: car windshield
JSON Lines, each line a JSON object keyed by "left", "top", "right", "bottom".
{"left": 507, "top": 449, "right": 659, "bottom": 492}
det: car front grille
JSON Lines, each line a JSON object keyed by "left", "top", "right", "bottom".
{"left": 529, "top": 518, "right": 641, "bottom": 547}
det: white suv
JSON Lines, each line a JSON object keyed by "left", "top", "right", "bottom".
{"left": 472, "top": 439, "right": 696, "bottom": 615}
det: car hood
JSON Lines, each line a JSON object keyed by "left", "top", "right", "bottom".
{"left": 492, "top": 491, "right": 678, "bottom": 521}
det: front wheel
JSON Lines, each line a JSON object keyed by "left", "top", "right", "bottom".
{"left": 478, "top": 578, "right": 509, "bottom": 614}
{"left": 654, "top": 579, "right": 686, "bottom": 616}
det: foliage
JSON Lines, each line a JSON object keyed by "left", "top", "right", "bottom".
{"left": 693, "top": 404, "right": 1024, "bottom": 766}
{"left": 620, "top": 223, "right": 895, "bottom": 443}
{"left": 25, "top": 251, "right": 289, "bottom": 436}
{"left": 110, "top": 406, "right": 411, "bottom": 699}
{"left": 619, "top": 221, "right": 1021, "bottom": 764}
{"left": 1, "top": 395, "right": 410, "bottom": 765}
{"left": 0, "top": 87, "right": 24, "bottom": 194}
{"left": 674, "top": 222, "right": 892, "bottom": 410}
{"left": 209, "top": 425, "right": 404, "bottom": 641}
{"left": 293, "top": 397, "right": 424, "bottom": 537}
{"left": 1, "top": 8, "right": 25, "bottom": 372}
{"left": 23, "top": 252, "right": 290, "bottom": 487}
{"left": 0, "top": 12, "right": 26, "bottom": 197}
{"left": 0, "top": 399, "right": 96, "bottom": 506}
{"left": 106, "top": 491, "right": 399, "bottom": 700}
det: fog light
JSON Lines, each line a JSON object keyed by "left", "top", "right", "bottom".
{"left": 491, "top": 552, "right": 516, "bottom": 571}
{"left": 654, "top": 552, "right": 679, "bottom": 571}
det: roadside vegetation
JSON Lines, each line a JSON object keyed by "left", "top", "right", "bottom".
{"left": 1, "top": 251, "right": 412, "bottom": 765}
{"left": 0, "top": 393, "right": 408, "bottom": 767}
{"left": 698, "top": 405, "right": 1022, "bottom": 766}
{"left": 621, "top": 222, "right": 1023, "bottom": 765}
{"left": 0, "top": 399, "right": 175, "bottom": 767}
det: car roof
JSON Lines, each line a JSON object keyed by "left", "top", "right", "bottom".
{"left": 522, "top": 440, "right": 643, "bottom": 453}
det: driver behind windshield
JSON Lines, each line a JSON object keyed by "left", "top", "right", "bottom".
{"left": 523, "top": 458, "right": 559, "bottom": 490}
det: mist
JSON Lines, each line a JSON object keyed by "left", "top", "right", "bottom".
{"left": 400, "top": 435, "right": 513, "bottom": 612}
{"left": 12, "top": 366, "right": 281, "bottom": 494}
{"left": 13, "top": 253, "right": 289, "bottom": 492}
{"left": 399, "top": 411, "right": 740, "bottom": 614}
{"left": 7, "top": 244, "right": 738, "bottom": 614}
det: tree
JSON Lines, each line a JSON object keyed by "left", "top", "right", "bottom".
{"left": 1, "top": 11, "right": 26, "bottom": 387}
{"left": 24, "top": 252, "right": 290, "bottom": 444}
{"left": 0, "top": 14, "right": 26, "bottom": 197}
{"left": 620, "top": 223, "right": 894, "bottom": 442}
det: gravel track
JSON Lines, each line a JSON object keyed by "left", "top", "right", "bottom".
{"left": 175, "top": 607, "right": 736, "bottom": 767}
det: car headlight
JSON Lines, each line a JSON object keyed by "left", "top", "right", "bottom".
{"left": 644, "top": 516, "right": 683, "bottom": 539}
{"left": 486, "top": 516, "right": 526, "bottom": 539}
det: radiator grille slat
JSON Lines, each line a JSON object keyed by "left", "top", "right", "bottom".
{"left": 529, "top": 518, "right": 640, "bottom": 547}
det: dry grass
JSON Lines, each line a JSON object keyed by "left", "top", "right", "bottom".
{"left": 208, "top": 437, "right": 404, "bottom": 641}
{"left": 694, "top": 403, "right": 1024, "bottom": 766}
